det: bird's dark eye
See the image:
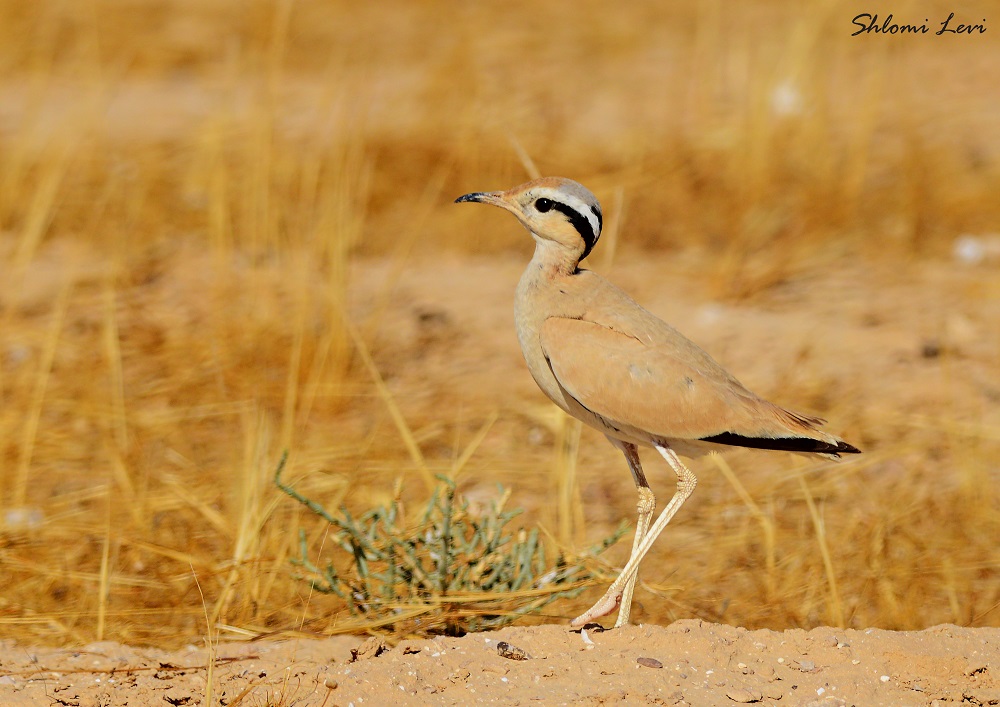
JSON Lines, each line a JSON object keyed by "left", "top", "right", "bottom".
{"left": 534, "top": 198, "right": 553, "bottom": 213}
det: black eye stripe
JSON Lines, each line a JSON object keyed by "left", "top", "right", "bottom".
{"left": 548, "top": 200, "right": 599, "bottom": 261}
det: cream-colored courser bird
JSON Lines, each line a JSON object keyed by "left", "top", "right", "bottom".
{"left": 456, "top": 176, "right": 860, "bottom": 629}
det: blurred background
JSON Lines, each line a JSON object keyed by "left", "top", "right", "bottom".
{"left": 1, "top": 0, "right": 998, "bottom": 645}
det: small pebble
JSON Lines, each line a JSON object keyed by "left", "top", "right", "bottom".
{"left": 726, "top": 687, "right": 762, "bottom": 703}
{"left": 637, "top": 657, "right": 663, "bottom": 669}
{"left": 351, "top": 636, "right": 389, "bottom": 661}
{"left": 497, "top": 641, "right": 529, "bottom": 661}
{"left": 324, "top": 678, "right": 338, "bottom": 690}
{"left": 880, "top": 675, "right": 890, "bottom": 683}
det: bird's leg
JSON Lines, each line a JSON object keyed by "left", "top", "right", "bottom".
{"left": 572, "top": 444, "right": 697, "bottom": 628}
{"left": 603, "top": 437, "right": 654, "bottom": 628}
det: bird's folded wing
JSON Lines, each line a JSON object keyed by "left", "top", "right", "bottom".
{"left": 539, "top": 316, "right": 805, "bottom": 442}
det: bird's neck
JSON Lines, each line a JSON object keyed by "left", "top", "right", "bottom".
{"left": 527, "top": 236, "right": 581, "bottom": 278}
{"left": 515, "top": 239, "right": 583, "bottom": 337}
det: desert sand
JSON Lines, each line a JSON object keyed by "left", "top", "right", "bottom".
{"left": 2, "top": 621, "right": 998, "bottom": 706}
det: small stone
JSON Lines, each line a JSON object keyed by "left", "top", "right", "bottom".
{"left": 637, "top": 657, "right": 663, "bottom": 669}
{"left": 351, "top": 636, "right": 389, "bottom": 662}
{"left": 496, "top": 641, "right": 529, "bottom": 661}
{"left": 324, "top": 678, "right": 338, "bottom": 690}
{"left": 798, "top": 660, "right": 816, "bottom": 672}
{"left": 763, "top": 685, "right": 784, "bottom": 699}
{"left": 726, "top": 687, "right": 763, "bottom": 703}
{"left": 757, "top": 665, "right": 778, "bottom": 681}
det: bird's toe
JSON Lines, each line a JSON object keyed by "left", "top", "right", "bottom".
{"left": 570, "top": 590, "right": 623, "bottom": 627}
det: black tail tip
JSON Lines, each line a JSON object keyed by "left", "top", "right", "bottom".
{"left": 701, "top": 432, "right": 862, "bottom": 456}
{"left": 834, "top": 440, "right": 862, "bottom": 456}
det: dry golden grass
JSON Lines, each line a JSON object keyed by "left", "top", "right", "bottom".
{"left": 1, "top": 0, "right": 998, "bottom": 646}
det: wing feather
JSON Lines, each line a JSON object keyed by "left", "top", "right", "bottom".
{"left": 538, "top": 317, "right": 834, "bottom": 444}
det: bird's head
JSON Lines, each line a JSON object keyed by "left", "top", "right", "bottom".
{"left": 456, "top": 177, "right": 603, "bottom": 264}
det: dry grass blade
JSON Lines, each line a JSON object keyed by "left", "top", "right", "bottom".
{"left": 449, "top": 410, "right": 499, "bottom": 480}
{"left": 798, "top": 471, "right": 844, "bottom": 628}
{"left": 507, "top": 134, "right": 541, "bottom": 181}
{"left": 555, "top": 413, "right": 583, "bottom": 548}
{"left": 712, "top": 453, "right": 776, "bottom": 598}
{"left": 342, "top": 315, "right": 435, "bottom": 493}
{"left": 12, "top": 278, "right": 72, "bottom": 507}
{"left": 190, "top": 565, "right": 216, "bottom": 706}
{"left": 96, "top": 497, "right": 113, "bottom": 642}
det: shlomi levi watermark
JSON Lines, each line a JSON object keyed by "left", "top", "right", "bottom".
{"left": 852, "top": 13, "right": 986, "bottom": 36}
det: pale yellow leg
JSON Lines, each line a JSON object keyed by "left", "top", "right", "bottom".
{"left": 572, "top": 444, "right": 697, "bottom": 628}
{"left": 603, "top": 437, "right": 655, "bottom": 628}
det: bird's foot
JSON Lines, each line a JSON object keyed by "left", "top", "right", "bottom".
{"left": 570, "top": 590, "right": 622, "bottom": 627}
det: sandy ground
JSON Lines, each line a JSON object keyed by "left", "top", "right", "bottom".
{"left": 1, "top": 621, "right": 997, "bottom": 706}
